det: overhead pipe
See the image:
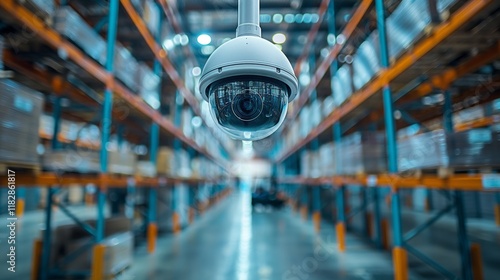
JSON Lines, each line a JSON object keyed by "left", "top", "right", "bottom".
{"left": 236, "top": 0, "right": 261, "bottom": 37}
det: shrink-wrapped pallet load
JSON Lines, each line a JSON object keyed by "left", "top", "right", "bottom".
{"left": 0, "top": 80, "right": 44, "bottom": 168}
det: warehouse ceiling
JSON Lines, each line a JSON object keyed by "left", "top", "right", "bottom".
{"left": 178, "top": 0, "right": 359, "bottom": 157}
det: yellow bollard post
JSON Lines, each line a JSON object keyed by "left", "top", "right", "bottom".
{"left": 30, "top": 239, "right": 42, "bottom": 280}
{"left": 300, "top": 205, "right": 308, "bottom": 221}
{"left": 366, "top": 212, "right": 373, "bottom": 238}
{"left": 336, "top": 222, "right": 346, "bottom": 252}
{"left": 188, "top": 207, "right": 195, "bottom": 224}
{"left": 312, "top": 211, "right": 321, "bottom": 232}
{"left": 147, "top": 223, "right": 157, "bottom": 253}
{"left": 494, "top": 204, "right": 500, "bottom": 226}
{"left": 381, "top": 218, "right": 390, "bottom": 250}
{"left": 392, "top": 246, "right": 408, "bottom": 280}
{"left": 91, "top": 244, "right": 105, "bottom": 280}
{"left": 470, "top": 243, "right": 484, "bottom": 280}
{"left": 16, "top": 198, "right": 25, "bottom": 217}
{"left": 172, "top": 212, "right": 180, "bottom": 234}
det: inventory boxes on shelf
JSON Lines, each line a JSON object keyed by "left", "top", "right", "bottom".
{"left": 21, "top": 0, "right": 55, "bottom": 23}
{"left": 332, "top": 65, "right": 352, "bottom": 107}
{"left": 339, "top": 132, "right": 387, "bottom": 175}
{"left": 0, "top": 80, "right": 44, "bottom": 167}
{"left": 386, "top": 0, "right": 458, "bottom": 60}
{"left": 319, "top": 142, "right": 336, "bottom": 177}
{"left": 43, "top": 217, "right": 132, "bottom": 273}
{"left": 453, "top": 105, "right": 485, "bottom": 125}
{"left": 397, "top": 128, "right": 500, "bottom": 171}
{"left": 102, "top": 232, "right": 134, "bottom": 276}
{"left": 54, "top": 6, "right": 107, "bottom": 65}
{"left": 448, "top": 129, "right": 500, "bottom": 168}
{"left": 143, "top": 0, "right": 160, "bottom": 36}
{"left": 136, "top": 63, "right": 160, "bottom": 109}
{"left": 157, "top": 147, "right": 174, "bottom": 175}
{"left": 42, "top": 149, "right": 101, "bottom": 173}
{"left": 300, "top": 151, "right": 321, "bottom": 178}
{"left": 115, "top": 43, "right": 140, "bottom": 91}
{"left": 398, "top": 129, "right": 448, "bottom": 171}
{"left": 136, "top": 161, "right": 157, "bottom": 177}
{"left": 353, "top": 32, "right": 380, "bottom": 90}
{"left": 108, "top": 150, "right": 138, "bottom": 175}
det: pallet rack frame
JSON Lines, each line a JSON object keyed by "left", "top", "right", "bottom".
{"left": 0, "top": 0, "right": 233, "bottom": 279}
{"left": 275, "top": 1, "right": 499, "bottom": 280}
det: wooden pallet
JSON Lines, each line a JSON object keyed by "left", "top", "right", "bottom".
{"left": 0, "top": 161, "right": 40, "bottom": 175}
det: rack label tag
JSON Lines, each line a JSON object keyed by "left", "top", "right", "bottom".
{"left": 367, "top": 175, "right": 377, "bottom": 187}
{"left": 127, "top": 177, "right": 136, "bottom": 187}
{"left": 159, "top": 177, "right": 167, "bottom": 186}
{"left": 482, "top": 174, "right": 500, "bottom": 189}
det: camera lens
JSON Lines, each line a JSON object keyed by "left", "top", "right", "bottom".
{"left": 232, "top": 90, "right": 263, "bottom": 121}
{"left": 208, "top": 75, "right": 289, "bottom": 140}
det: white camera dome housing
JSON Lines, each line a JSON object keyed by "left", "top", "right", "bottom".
{"left": 199, "top": 36, "right": 298, "bottom": 140}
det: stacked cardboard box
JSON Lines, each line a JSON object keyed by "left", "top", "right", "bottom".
{"left": 43, "top": 217, "right": 132, "bottom": 273}
{"left": 386, "top": 0, "right": 457, "bottom": 60}
{"left": 353, "top": 32, "right": 380, "bottom": 90}
{"left": 397, "top": 128, "right": 500, "bottom": 171}
{"left": 42, "top": 149, "right": 100, "bottom": 173}
{"left": 157, "top": 147, "right": 174, "bottom": 175}
{"left": 300, "top": 151, "right": 321, "bottom": 178}
{"left": 136, "top": 161, "right": 157, "bottom": 177}
{"left": 339, "top": 132, "right": 387, "bottom": 175}
{"left": 0, "top": 80, "right": 43, "bottom": 166}
{"left": 397, "top": 129, "right": 448, "bottom": 171}
{"left": 332, "top": 65, "right": 352, "bottom": 107}
{"left": 115, "top": 43, "right": 140, "bottom": 91}
{"left": 108, "top": 150, "right": 138, "bottom": 175}
{"left": 176, "top": 149, "right": 192, "bottom": 177}
{"left": 143, "top": 0, "right": 160, "bottom": 35}
{"left": 182, "top": 109, "right": 194, "bottom": 138}
{"left": 299, "top": 105, "right": 310, "bottom": 138}
{"left": 448, "top": 129, "right": 500, "bottom": 168}
{"left": 102, "top": 232, "right": 134, "bottom": 276}
{"left": 136, "top": 62, "right": 160, "bottom": 109}
{"left": 453, "top": 105, "right": 485, "bottom": 125}
{"left": 310, "top": 100, "right": 322, "bottom": 128}
{"left": 54, "top": 7, "right": 107, "bottom": 65}
{"left": 319, "top": 142, "right": 336, "bottom": 177}
{"left": 22, "top": 0, "right": 55, "bottom": 23}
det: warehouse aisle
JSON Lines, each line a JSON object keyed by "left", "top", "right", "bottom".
{"left": 125, "top": 191, "right": 397, "bottom": 280}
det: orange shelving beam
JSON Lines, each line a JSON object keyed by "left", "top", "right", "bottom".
{"left": 288, "top": 0, "right": 373, "bottom": 121}
{"left": 0, "top": 173, "right": 221, "bottom": 188}
{"left": 119, "top": 0, "right": 199, "bottom": 116}
{"left": 277, "top": 174, "right": 500, "bottom": 192}
{"left": 292, "top": 0, "right": 332, "bottom": 76}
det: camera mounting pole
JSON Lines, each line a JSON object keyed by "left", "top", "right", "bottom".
{"left": 236, "top": 0, "right": 262, "bottom": 37}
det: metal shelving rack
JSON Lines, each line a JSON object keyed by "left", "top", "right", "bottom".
{"left": 274, "top": 1, "right": 500, "bottom": 280}
{"left": 0, "top": 0, "right": 233, "bottom": 279}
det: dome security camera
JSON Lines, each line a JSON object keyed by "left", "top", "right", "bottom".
{"left": 199, "top": 0, "right": 299, "bottom": 141}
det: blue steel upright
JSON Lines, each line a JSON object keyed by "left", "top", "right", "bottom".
{"left": 147, "top": 6, "right": 163, "bottom": 251}
{"left": 40, "top": 84, "right": 65, "bottom": 280}
{"left": 444, "top": 90, "right": 473, "bottom": 280}
{"left": 51, "top": 96, "right": 62, "bottom": 150}
{"left": 375, "top": 0, "right": 406, "bottom": 277}
{"left": 40, "top": 188, "right": 55, "bottom": 280}
{"left": 171, "top": 91, "right": 183, "bottom": 221}
{"left": 96, "top": 0, "right": 119, "bottom": 244}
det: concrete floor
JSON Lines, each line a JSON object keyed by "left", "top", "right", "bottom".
{"left": 123, "top": 191, "right": 399, "bottom": 280}
{"left": 1, "top": 190, "right": 499, "bottom": 279}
